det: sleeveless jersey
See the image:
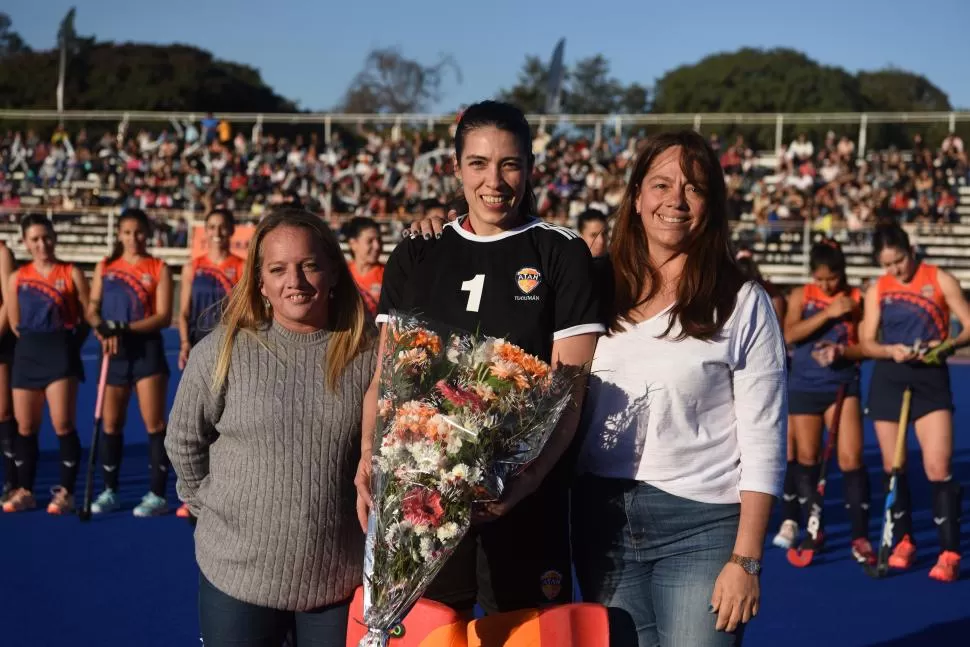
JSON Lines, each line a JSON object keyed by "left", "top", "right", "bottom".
{"left": 876, "top": 263, "right": 949, "bottom": 346}
{"left": 100, "top": 256, "right": 166, "bottom": 323}
{"left": 348, "top": 262, "right": 385, "bottom": 318}
{"left": 15, "top": 262, "right": 80, "bottom": 333}
{"left": 189, "top": 254, "right": 244, "bottom": 341}
{"left": 788, "top": 284, "right": 861, "bottom": 392}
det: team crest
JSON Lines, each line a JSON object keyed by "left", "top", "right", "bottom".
{"left": 515, "top": 267, "right": 542, "bottom": 295}
{"left": 54, "top": 279, "right": 66, "bottom": 291}
{"left": 540, "top": 569, "right": 562, "bottom": 601}
{"left": 141, "top": 273, "right": 153, "bottom": 286}
{"left": 921, "top": 284, "right": 935, "bottom": 299}
{"left": 225, "top": 268, "right": 237, "bottom": 280}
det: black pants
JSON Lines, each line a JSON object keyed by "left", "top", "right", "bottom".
{"left": 198, "top": 574, "right": 349, "bottom": 647}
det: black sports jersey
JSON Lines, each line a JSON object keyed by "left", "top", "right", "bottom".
{"left": 377, "top": 217, "right": 605, "bottom": 362}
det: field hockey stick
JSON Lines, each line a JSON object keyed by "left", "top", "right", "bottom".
{"left": 865, "top": 386, "right": 912, "bottom": 578}
{"left": 78, "top": 355, "right": 110, "bottom": 522}
{"left": 788, "top": 383, "right": 847, "bottom": 567}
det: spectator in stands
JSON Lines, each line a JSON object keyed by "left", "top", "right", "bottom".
{"left": 342, "top": 216, "right": 384, "bottom": 319}
{"left": 167, "top": 208, "right": 377, "bottom": 646}
{"left": 576, "top": 209, "right": 609, "bottom": 258}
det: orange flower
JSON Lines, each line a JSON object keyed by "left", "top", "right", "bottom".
{"left": 413, "top": 330, "right": 442, "bottom": 355}
{"left": 393, "top": 401, "right": 442, "bottom": 441}
{"left": 490, "top": 360, "right": 529, "bottom": 390}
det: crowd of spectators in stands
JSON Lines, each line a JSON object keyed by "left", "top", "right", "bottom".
{"left": 1, "top": 115, "right": 967, "bottom": 247}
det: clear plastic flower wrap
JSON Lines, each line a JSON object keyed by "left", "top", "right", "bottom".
{"left": 357, "top": 311, "right": 581, "bottom": 647}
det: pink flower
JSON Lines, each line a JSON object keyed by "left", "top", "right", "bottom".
{"left": 402, "top": 488, "right": 445, "bottom": 528}
{"left": 436, "top": 379, "right": 486, "bottom": 412}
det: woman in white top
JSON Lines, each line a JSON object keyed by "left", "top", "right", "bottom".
{"left": 573, "top": 130, "right": 787, "bottom": 647}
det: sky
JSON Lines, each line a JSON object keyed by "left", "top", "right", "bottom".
{"left": 5, "top": 0, "right": 970, "bottom": 112}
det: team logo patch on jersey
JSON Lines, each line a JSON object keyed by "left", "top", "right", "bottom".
{"left": 54, "top": 279, "right": 66, "bottom": 291}
{"left": 540, "top": 569, "right": 562, "bottom": 601}
{"left": 225, "top": 268, "right": 236, "bottom": 280}
{"left": 921, "top": 284, "right": 935, "bottom": 299}
{"left": 141, "top": 273, "right": 153, "bottom": 286}
{"left": 515, "top": 267, "right": 542, "bottom": 294}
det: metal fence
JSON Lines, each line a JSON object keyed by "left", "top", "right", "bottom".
{"left": 2, "top": 108, "right": 969, "bottom": 160}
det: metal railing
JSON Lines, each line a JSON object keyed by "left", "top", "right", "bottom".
{"left": 2, "top": 109, "right": 968, "bottom": 160}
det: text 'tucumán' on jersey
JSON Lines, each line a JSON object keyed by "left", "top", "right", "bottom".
{"left": 788, "top": 284, "right": 861, "bottom": 393}
{"left": 15, "top": 262, "right": 81, "bottom": 332}
{"left": 876, "top": 262, "right": 949, "bottom": 346}
{"left": 189, "top": 254, "right": 244, "bottom": 341}
{"left": 100, "top": 255, "right": 166, "bottom": 323}
{"left": 376, "top": 217, "right": 605, "bottom": 362}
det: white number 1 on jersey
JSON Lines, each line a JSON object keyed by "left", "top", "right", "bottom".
{"left": 460, "top": 274, "right": 485, "bottom": 312}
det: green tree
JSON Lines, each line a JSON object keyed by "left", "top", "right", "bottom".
{"left": 496, "top": 55, "right": 550, "bottom": 114}
{"left": 0, "top": 42, "right": 298, "bottom": 113}
{"left": 0, "top": 13, "right": 30, "bottom": 58}
{"left": 563, "top": 54, "right": 649, "bottom": 115}
{"left": 859, "top": 68, "right": 953, "bottom": 147}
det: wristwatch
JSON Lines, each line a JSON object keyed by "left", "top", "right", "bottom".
{"left": 730, "top": 553, "right": 762, "bottom": 576}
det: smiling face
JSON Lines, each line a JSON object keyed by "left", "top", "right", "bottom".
{"left": 349, "top": 225, "right": 381, "bottom": 266}
{"left": 205, "top": 213, "right": 233, "bottom": 253}
{"left": 635, "top": 145, "right": 707, "bottom": 257}
{"left": 456, "top": 126, "right": 529, "bottom": 235}
{"left": 24, "top": 223, "right": 55, "bottom": 262}
{"left": 259, "top": 225, "right": 334, "bottom": 332}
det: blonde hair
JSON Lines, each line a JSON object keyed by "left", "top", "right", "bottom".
{"left": 212, "top": 208, "right": 374, "bottom": 392}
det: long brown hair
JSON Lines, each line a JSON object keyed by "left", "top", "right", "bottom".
{"left": 212, "top": 208, "right": 374, "bottom": 392}
{"left": 610, "top": 130, "right": 743, "bottom": 340}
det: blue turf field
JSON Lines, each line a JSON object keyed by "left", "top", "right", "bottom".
{"left": 1, "top": 329, "right": 968, "bottom": 646}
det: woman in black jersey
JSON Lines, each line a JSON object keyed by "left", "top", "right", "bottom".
{"left": 355, "top": 100, "right": 603, "bottom": 615}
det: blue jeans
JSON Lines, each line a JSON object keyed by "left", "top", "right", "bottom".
{"left": 572, "top": 477, "right": 743, "bottom": 647}
{"left": 198, "top": 574, "right": 349, "bottom": 646}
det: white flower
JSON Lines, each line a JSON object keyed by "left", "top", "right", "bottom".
{"left": 436, "top": 522, "right": 460, "bottom": 543}
{"left": 385, "top": 520, "right": 414, "bottom": 547}
{"left": 419, "top": 536, "right": 436, "bottom": 562}
{"left": 409, "top": 441, "right": 444, "bottom": 473}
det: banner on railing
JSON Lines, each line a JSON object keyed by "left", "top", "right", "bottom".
{"left": 190, "top": 224, "right": 256, "bottom": 258}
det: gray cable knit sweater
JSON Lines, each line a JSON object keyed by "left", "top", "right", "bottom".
{"left": 166, "top": 321, "right": 377, "bottom": 611}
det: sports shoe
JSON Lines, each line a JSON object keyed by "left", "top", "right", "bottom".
{"left": 90, "top": 489, "right": 121, "bottom": 515}
{"left": 888, "top": 534, "right": 916, "bottom": 570}
{"left": 46, "top": 486, "right": 75, "bottom": 515}
{"left": 176, "top": 503, "right": 192, "bottom": 519}
{"left": 772, "top": 520, "right": 798, "bottom": 549}
{"left": 851, "top": 538, "right": 877, "bottom": 566}
{"left": 928, "top": 551, "right": 960, "bottom": 583}
{"left": 2, "top": 488, "right": 36, "bottom": 513}
{"left": 1, "top": 482, "right": 14, "bottom": 505}
{"left": 133, "top": 492, "right": 168, "bottom": 518}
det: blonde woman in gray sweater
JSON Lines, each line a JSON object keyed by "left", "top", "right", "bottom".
{"left": 167, "top": 208, "right": 378, "bottom": 646}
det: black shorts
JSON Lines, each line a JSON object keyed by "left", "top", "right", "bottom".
{"left": 106, "top": 332, "right": 170, "bottom": 387}
{"left": 866, "top": 360, "right": 952, "bottom": 423}
{"left": 12, "top": 331, "right": 85, "bottom": 389}
{"left": 789, "top": 381, "right": 860, "bottom": 416}
{"left": 422, "top": 461, "right": 573, "bottom": 614}
{"left": 0, "top": 332, "right": 15, "bottom": 365}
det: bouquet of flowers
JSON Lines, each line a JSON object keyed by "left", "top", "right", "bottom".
{"left": 358, "top": 312, "right": 581, "bottom": 647}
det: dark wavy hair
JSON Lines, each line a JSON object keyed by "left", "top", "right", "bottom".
{"left": 810, "top": 239, "right": 848, "bottom": 290}
{"left": 609, "top": 130, "right": 744, "bottom": 340}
